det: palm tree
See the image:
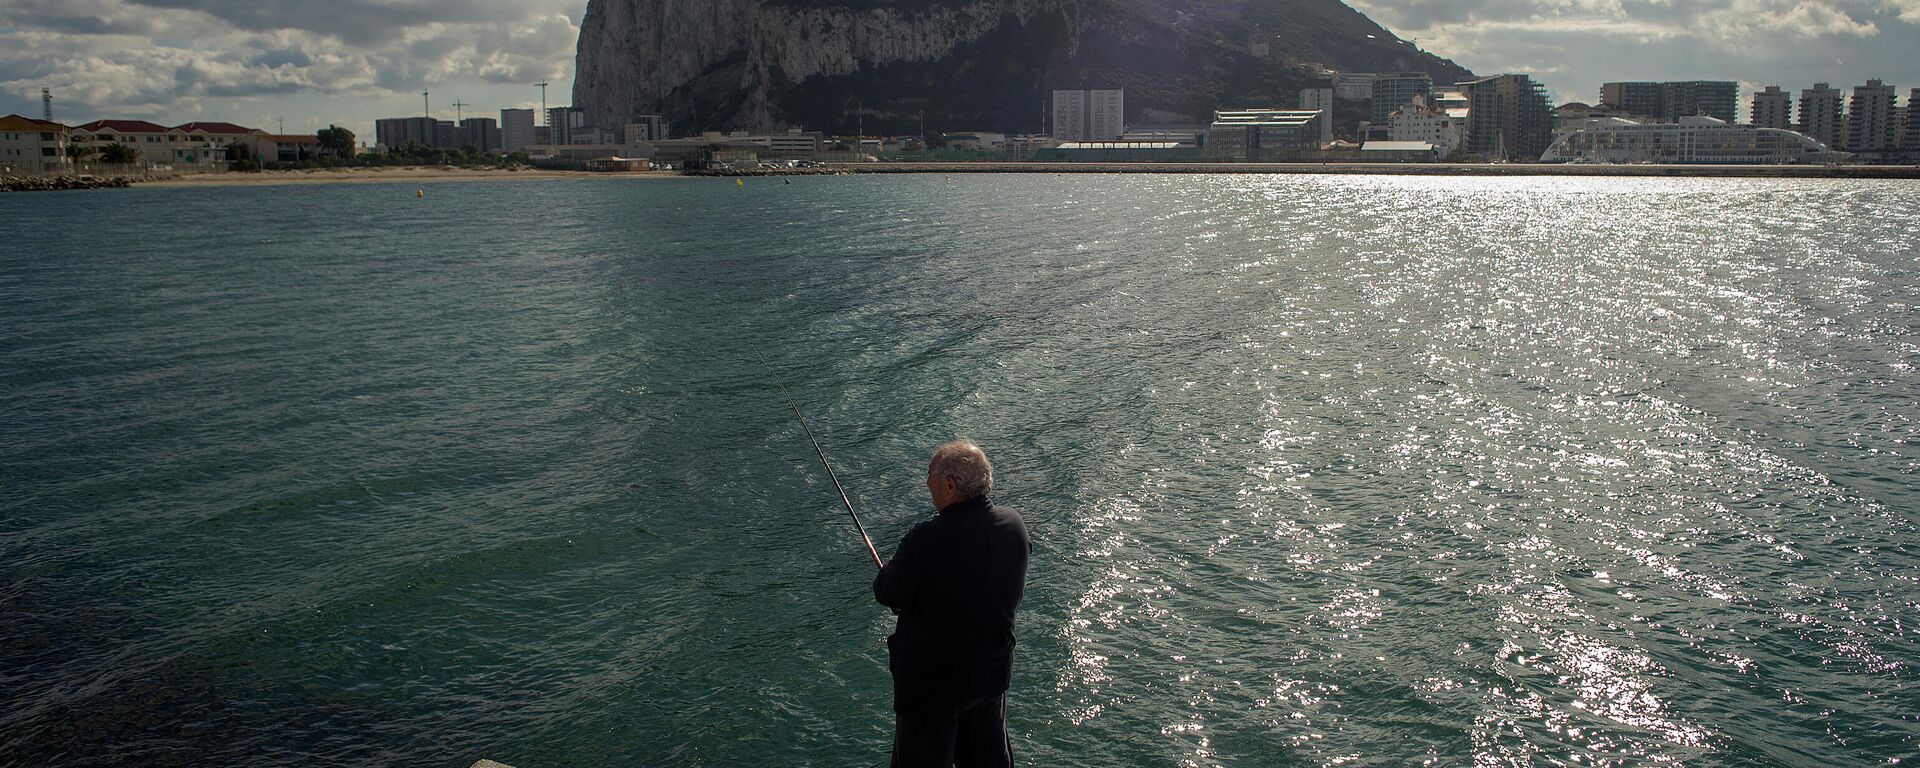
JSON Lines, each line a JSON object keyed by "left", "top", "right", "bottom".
{"left": 99, "top": 143, "right": 141, "bottom": 164}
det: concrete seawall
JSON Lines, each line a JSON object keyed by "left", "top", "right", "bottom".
{"left": 691, "top": 161, "right": 1920, "bottom": 180}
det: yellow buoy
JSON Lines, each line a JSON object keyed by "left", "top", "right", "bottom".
{"left": 416, "top": 189, "right": 424, "bottom": 198}
{"left": 736, "top": 178, "right": 744, "bottom": 187}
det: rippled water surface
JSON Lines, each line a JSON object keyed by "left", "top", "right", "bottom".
{"left": 3, "top": 174, "right": 1917, "bottom": 767}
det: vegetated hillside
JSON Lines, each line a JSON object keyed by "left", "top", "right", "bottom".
{"left": 573, "top": 0, "right": 1473, "bottom": 134}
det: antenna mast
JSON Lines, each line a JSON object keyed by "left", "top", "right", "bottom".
{"left": 43, "top": 87, "right": 52, "bottom": 122}
{"left": 423, "top": 90, "right": 430, "bottom": 118}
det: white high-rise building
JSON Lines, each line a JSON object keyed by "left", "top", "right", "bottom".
{"left": 1300, "top": 79, "right": 1335, "bottom": 143}
{"left": 1844, "top": 79, "right": 1897, "bottom": 153}
{"left": 1052, "top": 89, "right": 1125, "bottom": 141}
{"left": 1902, "top": 88, "right": 1920, "bottom": 151}
{"left": 1750, "top": 86, "right": 1790, "bottom": 129}
{"left": 1798, "top": 83, "right": 1843, "bottom": 149}
{"left": 500, "top": 109, "right": 535, "bottom": 152}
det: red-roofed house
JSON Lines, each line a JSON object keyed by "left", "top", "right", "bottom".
{"left": 73, "top": 119, "right": 169, "bottom": 152}
{"left": 171, "top": 121, "right": 263, "bottom": 165}
{"left": 0, "top": 114, "right": 71, "bottom": 173}
{"left": 173, "top": 121, "right": 256, "bottom": 136}
{"left": 72, "top": 119, "right": 262, "bottom": 167}
{"left": 73, "top": 119, "right": 172, "bottom": 165}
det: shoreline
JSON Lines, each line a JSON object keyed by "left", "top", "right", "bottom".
{"left": 708, "top": 161, "right": 1920, "bottom": 179}
{"left": 16, "top": 160, "right": 1915, "bottom": 192}
{"left": 136, "top": 166, "right": 684, "bottom": 188}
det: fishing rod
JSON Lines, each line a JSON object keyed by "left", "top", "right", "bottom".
{"left": 758, "top": 355, "right": 884, "bottom": 570}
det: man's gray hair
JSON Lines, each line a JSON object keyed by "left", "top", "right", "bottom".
{"left": 931, "top": 439, "right": 993, "bottom": 499}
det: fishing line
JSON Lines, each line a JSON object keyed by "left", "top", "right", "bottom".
{"left": 756, "top": 351, "right": 884, "bottom": 570}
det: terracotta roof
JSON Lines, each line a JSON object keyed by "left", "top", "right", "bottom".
{"left": 174, "top": 121, "right": 258, "bottom": 134}
{"left": 0, "top": 114, "right": 68, "bottom": 131}
{"left": 76, "top": 119, "right": 170, "bottom": 133}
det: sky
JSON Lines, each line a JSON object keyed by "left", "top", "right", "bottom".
{"left": 2, "top": 0, "right": 1916, "bottom": 137}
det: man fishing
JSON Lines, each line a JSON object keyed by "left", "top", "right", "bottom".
{"left": 873, "top": 440, "right": 1030, "bottom": 768}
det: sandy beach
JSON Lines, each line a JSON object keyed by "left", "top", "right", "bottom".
{"left": 140, "top": 165, "right": 684, "bottom": 188}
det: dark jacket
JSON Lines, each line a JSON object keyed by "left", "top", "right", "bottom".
{"left": 873, "top": 496, "right": 1030, "bottom": 709}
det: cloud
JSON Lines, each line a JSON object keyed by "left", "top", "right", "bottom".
{"left": 1356, "top": 0, "right": 1897, "bottom": 47}
{"left": 1353, "top": 0, "right": 1919, "bottom": 103}
{"left": 123, "top": 0, "right": 536, "bottom": 46}
{"left": 0, "top": 0, "right": 581, "bottom": 120}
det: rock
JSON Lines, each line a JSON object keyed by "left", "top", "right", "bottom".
{"left": 573, "top": 0, "right": 1474, "bottom": 134}
{"left": 0, "top": 175, "right": 136, "bottom": 192}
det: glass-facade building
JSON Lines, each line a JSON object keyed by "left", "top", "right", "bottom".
{"left": 1541, "top": 116, "right": 1842, "bottom": 164}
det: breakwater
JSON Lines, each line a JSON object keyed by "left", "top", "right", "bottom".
{"left": 2, "top": 175, "right": 136, "bottom": 192}
{"left": 687, "top": 161, "right": 1920, "bottom": 179}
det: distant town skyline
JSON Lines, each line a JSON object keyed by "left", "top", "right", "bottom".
{"left": 2, "top": 0, "right": 1916, "bottom": 135}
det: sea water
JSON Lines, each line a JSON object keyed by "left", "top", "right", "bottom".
{"left": 2, "top": 174, "right": 1916, "bottom": 766}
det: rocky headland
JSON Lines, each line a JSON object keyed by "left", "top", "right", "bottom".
{"left": 572, "top": 0, "right": 1473, "bottom": 134}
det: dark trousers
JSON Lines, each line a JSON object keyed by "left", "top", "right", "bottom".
{"left": 891, "top": 693, "right": 1011, "bottom": 768}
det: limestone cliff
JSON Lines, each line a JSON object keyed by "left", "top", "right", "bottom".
{"left": 573, "top": 0, "right": 1472, "bottom": 134}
